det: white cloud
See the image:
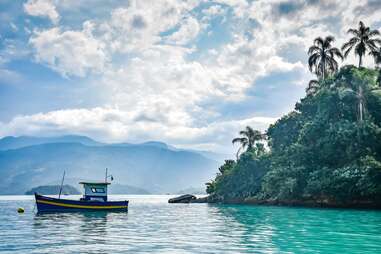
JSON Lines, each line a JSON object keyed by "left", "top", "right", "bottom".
{"left": 20, "top": 0, "right": 306, "bottom": 153}
{"left": 0, "top": 107, "right": 276, "bottom": 152}
{"left": 202, "top": 5, "right": 225, "bottom": 16}
{"left": 165, "top": 16, "right": 200, "bottom": 45}
{"left": 99, "top": 0, "right": 200, "bottom": 52}
{"left": 244, "top": 0, "right": 381, "bottom": 68}
{"left": 213, "top": 0, "right": 249, "bottom": 18}
{"left": 29, "top": 21, "right": 107, "bottom": 77}
{"left": 201, "top": 4, "right": 227, "bottom": 24}
{"left": 8, "top": 0, "right": 381, "bottom": 153}
{"left": 199, "top": 34, "right": 305, "bottom": 102}
{"left": 24, "top": 0, "right": 60, "bottom": 24}
{"left": 99, "top": 45, "right": 223, "bottom": 128}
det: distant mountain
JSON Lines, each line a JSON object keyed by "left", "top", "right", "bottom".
{"left": 25, "top": 184, "right": 81, "bottom": 195}
{"left": 187, "top": 150, "right": 231, "bottom": 163}
{"left": 176, "top": 186, "right": 206, "bottom": 195}
{"left": 0, "top": 135, "right": 219, "bottom": 195}
{"left": 0, "top": 135, "right": 102, "bottom": 150}
{"left": 140, "top": 141, "right": 168, "bottom": 149}
{"left": 109, "top": 141, "right": 168, "bottom": 149}
{"left": 109, "top": 184, "right": 150, "bottom": 194}
{"left": 0, "top": 136, "right": 228, "bottom": 162}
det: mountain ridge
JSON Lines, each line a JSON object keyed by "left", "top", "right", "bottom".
{"left": 0, "top": 135, "right": 220, "bottom": 195}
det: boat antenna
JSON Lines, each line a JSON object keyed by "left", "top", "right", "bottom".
{"left": 105, "top": 168, "right": 113, "bottom": 182}
{"left": 58, "top": 170, "right": 65, "bottom": 199}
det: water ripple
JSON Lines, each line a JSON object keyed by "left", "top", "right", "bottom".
{"left": 1, "top": 195, "right": 381, "bottom": 253}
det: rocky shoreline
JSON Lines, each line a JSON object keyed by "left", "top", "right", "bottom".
{"left": 190, "top": 196, "right": 381, "bottom": 209}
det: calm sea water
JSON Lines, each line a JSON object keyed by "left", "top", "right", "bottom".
{"left": 1, "top": 195, "right": 381, "bottom": 253}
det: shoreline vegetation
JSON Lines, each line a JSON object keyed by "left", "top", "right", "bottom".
{"left": 203, "top": 21, "right": 381, "bottom": 209}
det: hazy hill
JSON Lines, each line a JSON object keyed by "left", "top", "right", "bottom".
{"left": 0, "top": 135, "right": 102, "bottom": 150}
{"left": 25, "top": 184, "right": 80, "bottom": 195}
{"left": 0, "top": 136, "right": 220, "bottom": 195}
{"left": 108, "top": 184, "right": 151, "bottom": 195}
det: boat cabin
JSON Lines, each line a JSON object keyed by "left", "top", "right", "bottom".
{"left": 79, "top": 182, "right": 110, "bottom": 202}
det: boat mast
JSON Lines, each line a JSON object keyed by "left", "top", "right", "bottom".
{"left": 105, "top": 168, "right": 108, "bottom": 183}
{"left": 58, "top": 170, "right": 65, "bottom": 199}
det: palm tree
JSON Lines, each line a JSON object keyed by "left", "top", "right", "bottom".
{"left": 342, "top": 21, "right": 381, "bottom": 68}
{"left": 306, "top": 79, "right": 320, "bottom": 95}
{"left": 308, "top": 36, "right": 343, "bottom": 80}
{"left": 339, "top": 70, "right": 372, "bottom": 122}
{"left": 232, "top": 126, "right": 264, "bottom": 159}
{"left": 370, "top": 47, "right": 381, "bottom": 86}
{"left": 205, "top": 181, "right": 215, "bottom": 194}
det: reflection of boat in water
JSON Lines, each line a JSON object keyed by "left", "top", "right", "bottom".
{"left": 35, "top": 171, "right": 129, "bottom": 213}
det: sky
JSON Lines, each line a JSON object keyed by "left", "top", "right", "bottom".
{"left": 0, "top": 0, "right": 380, "bottom": 154}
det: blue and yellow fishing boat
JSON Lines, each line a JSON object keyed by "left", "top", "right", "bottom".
{"left": 35, "top": 178, "right": 128, "bottom": 213}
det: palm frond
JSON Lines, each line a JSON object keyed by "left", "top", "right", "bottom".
{"left": 370, "top": 49, "right": 381, "bottom": 64}
{"left": 313, "top": 37, "right": 324, "bottom": 47}
{"left": 341, "top": 40, "right": 355, "bottom": 51}
{"left": 327, "top": 58, "right": 339, "bottom": 74}
{"left": 308, "top": 45, "right": 321, "bottom": 55}
{"left": 342, "top": 43, "right": 354, "bottom": 58}
{"left": 347, "top": 28, "right": 360, "bottom": 37}
{"left": 370, "top": 38, "right": 381, "bottom": 46}
{"left": 328, "top": 48, "right": 343, "bottom": 60}
{"left": 325, "top": 35, "right": 335, "bottom": 43}
{"left": 359, "top": 21, "right": 365, "bottom": 29}
{"left": 246, "top": 126, "right": 254, "bottom": 135}
{"left": 232, "top": 137, "right": 247, "bottom": 145}
{"left": 238, "top": 131, "right": 249, "bottom": 139}
{"left": 323, "top": 36, "right": 335, "bottom": 49}
{"left": 369, "top": 30, "right": 381, "bottom": 37}
{"left": 308, "top": 53, "right": 319, "bottom": 66}
{"left": 365, "top": 43, "right": 378, "bottom": 54}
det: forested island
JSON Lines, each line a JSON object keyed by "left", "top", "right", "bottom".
{"left": 205, "top": 21, "right": 381, "bottom": 208}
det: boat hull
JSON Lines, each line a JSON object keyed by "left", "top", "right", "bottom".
{"left": 35, "top": 193, "right": 128, "bottom": 213}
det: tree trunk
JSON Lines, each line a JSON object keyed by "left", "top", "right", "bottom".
{"left": 359, "top": 85, "right": 364, "bottom": 122}
{"left": 236, "top": 147, "right": 242, "bottom": 160}
{"left": 322, "top": 55, "right": 325, "bottom": 80}
{"left": 359, "top": 54, "right": 362, "bottom": 68}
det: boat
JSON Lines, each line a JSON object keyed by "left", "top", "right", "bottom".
{"left": 34, "top": 171, "right": 128, "bottom": 213}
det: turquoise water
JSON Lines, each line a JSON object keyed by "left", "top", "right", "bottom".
{"left": 1, "top": 195, "right": 381, "bottom": 253}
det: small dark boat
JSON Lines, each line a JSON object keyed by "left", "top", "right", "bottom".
{"left": 35, "top": 180, "right": 128, "bottom": 213}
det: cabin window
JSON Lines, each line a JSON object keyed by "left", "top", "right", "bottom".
{"left": 91, "top": 188, "right": 105, "bottom": 193}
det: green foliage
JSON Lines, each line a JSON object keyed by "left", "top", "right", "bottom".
{"left": 232, "top": 126, "right": 265, "bottom": 159}
{"left": 218, "top": 160, "right": 235, "bottom": 174}
{"left": 206, "top": 66, "right": 381, "bottom": 206}
{"left": 206, "top": 152, "right": 269, "bottom": 201}
{"left": 205, "top": 181, "right": 215, "bottom": 194}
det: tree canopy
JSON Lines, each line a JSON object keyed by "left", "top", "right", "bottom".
{"left": 206, "top": 66, "right": 381, "bottom": 206}
{"left": 205, "top": 22, "right": 381, "bottom": 207}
